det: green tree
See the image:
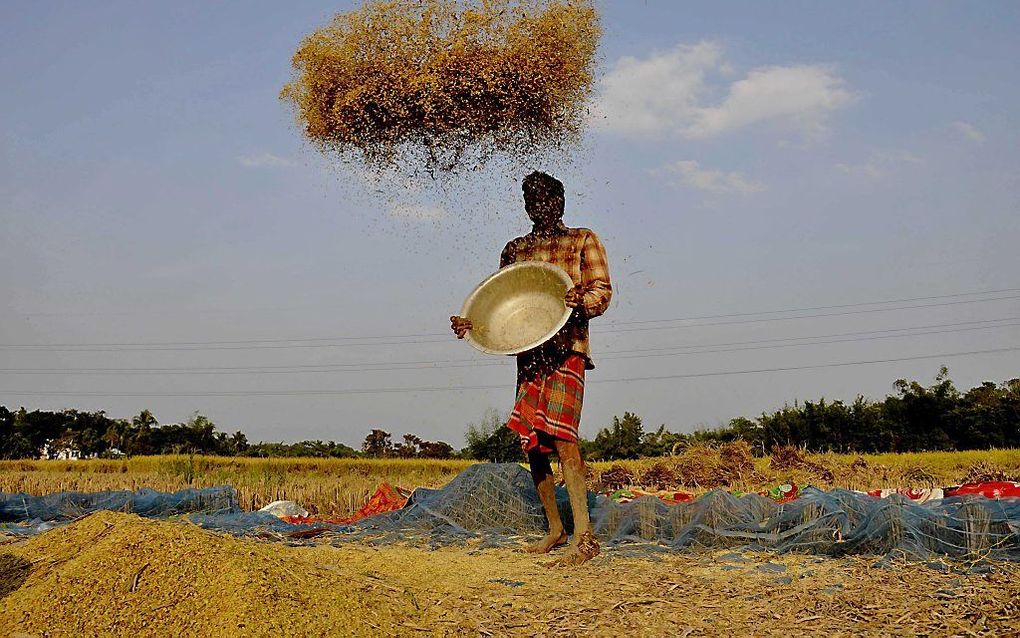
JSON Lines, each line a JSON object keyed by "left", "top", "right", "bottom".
{"left": 396, "top": 433, "right": 423, "bottom": 458}
{"left": 464, "top": 408, "right": 523, "bottom": 462}
{"left": 638, "top": 424, "right": 686, "bottom": 457}
{"left": 589, "top": 412, "right": 644, "bottom": 460}
{"left": 418, "top": 440, "right": 455, "bottom": 459}
{"left": 362, "top": 429, "right": 394, "bottom": 457}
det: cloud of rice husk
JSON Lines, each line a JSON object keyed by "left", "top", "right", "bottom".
{"left": 281, "top": 0, "right": 601, "bottom": 179}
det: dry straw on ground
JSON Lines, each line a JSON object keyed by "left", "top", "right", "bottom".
{"left": 962, "top": 460, "right": 1014, "bottom": 484}
{"left": 281, "top": 0, "right": 600, "bottom": 175}
{"left": 3, "top": 512, "right": 1019, "bottom": 637}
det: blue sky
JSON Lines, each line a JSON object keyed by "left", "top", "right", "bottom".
{"left": 2, "top": 1, "right": 1018, "bottom": 446}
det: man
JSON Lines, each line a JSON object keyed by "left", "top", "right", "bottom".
{"left": 450, "top": 171, "right": 612, "bottom": 566}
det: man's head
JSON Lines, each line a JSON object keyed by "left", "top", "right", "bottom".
{"left": 523, "top": 171, "right": 565, "bottom": 226}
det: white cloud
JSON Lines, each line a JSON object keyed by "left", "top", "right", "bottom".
{"left": 590, "top": 41, "right": 722, "bottom": 137}
{"left": 834, "top": 149, "right": 924, "bottom": 179}
{"left": 655, "top": 160, "right": 764, "bottom": 194}
{"left": 874, "top": 149, "right": 924, "bottom": 164}
{"left": 954, "top": 121, "right": 986, "bottom": 144}
{"left": 388, "top": 203, "right": 447, "bottom": 221}
{"left": 687, "top": 65, "right": 857, "bottom": 140}
{"left": 238, "top": 152, "right": 295, "bottom": 168}
{"left": 835, "top": 162, "right": 882, "bottom": 178}
{"left": 591, "top": 42, "right": 857, "bottom": 141}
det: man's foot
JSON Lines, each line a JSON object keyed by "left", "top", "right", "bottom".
{"left": 525, "top": 530, "right": 568, "bottom": 554}
{"left": 545, "top": 531, "right": 600, "bottom": 567}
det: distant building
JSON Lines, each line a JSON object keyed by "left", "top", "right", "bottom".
{"left": 39, "top": 443, "right": 82, "bottom": 460}
{"left": 38, "top": 442, "right": 108, "bottom": 460}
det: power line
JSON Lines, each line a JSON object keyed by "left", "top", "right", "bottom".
{"left": 602, "top": 286, "right": 1020, "bottom": 325}
{"left": 600, "top": 321, "right": 1020, "bottom": 363}
{"left": 3, "top": 292, "right": 1018, "bottom": 352}
{"left": 7, "top": 285, "right": 1019, "bottom": 320}
{"left": 2, "top": 319, "right": 1018, "bottom": 375}
{"left": 600, "top": 316, "right": 1020, "bottom": 356}
{"left": 596, "top": 294, "right": 1020, "bottom": 334}
{"left": 1, "top": 345, "right": 1016, "bottom": 397}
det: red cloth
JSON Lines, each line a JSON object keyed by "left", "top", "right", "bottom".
{"left": 632, "top": 489, "right": 694, "bottom": 505}
{"left": 283, "top": 482, "right": 408, "bottom": 525}
{"left": 506, "top": 353, "right": 586, "bottom": 454}
{"left": 944, "top": 482, "right": 1020, "bottom": 499}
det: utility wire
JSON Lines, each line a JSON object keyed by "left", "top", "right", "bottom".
{"left": 600, "top": 286, "right": 1020, "bottom": 325}
{"left": 3, "top": 292, "right": 1018, "bottom": 352}
{"left": 1, "top": 346, "right": 1016, "bottom": 397}
{"left": 6, "top": 285, "right": 1019, "bottom": 320}
{"left": 597, "top": 294, "right": 1020, "bottom": 334}
{"left": 2, "top": 319, "right": 1018, "bottom": 375}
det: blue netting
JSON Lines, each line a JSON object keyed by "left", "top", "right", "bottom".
{"left": 341, "top": 462, "right": 594, "bottom": 548}
{"left": 0, "top": 486, "right": 238, "bottom": 534}
{"left": 0, "top": 486, "right": 348, "bottom": 537}
{"left": 591, "top": 486, "right": 1020, "bottom": 563}
{"left": 339, "top": 464, "right": 1020, "bottom": 562}
{"left": 3, "top": 463, "right": 1019, "bottom": 565}
{"left": 188, "top": 511, "right": 350, "bottom": 537}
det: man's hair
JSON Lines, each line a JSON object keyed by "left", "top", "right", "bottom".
{"left": 522, "top": 171, "right": 564, "bottom": 201}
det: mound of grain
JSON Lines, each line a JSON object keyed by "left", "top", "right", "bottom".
{"left": 281, "top": 0, "right": 600, "bottom": 175}
{"left": 0, "top": 512, "right": 423, "bottom": 637}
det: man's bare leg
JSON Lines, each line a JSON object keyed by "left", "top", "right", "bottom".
{"left": 547, "top": 439, "right": 600, "bottom": 566}
{"left": 525, "top": 447, "right": 568, "bottom": 553}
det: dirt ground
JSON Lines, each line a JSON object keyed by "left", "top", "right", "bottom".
{"left": 1, "top": 513, "right": 1018, "bottom": 637}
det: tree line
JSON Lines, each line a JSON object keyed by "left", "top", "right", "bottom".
{"left": 1, "top": 368, "right": 1017, "bottom": 461}
{"left": 580, "top": 368, "right": 1019, "bottom": 460}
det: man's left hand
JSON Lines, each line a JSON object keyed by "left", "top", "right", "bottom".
{"left": 564, "top": 286, "right": 585, "bottom": 308}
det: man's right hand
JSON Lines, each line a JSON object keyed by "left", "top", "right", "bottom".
{"left": 450, "top": 315, "right": 472, "bottom": 339}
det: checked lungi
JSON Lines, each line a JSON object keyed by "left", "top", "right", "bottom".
{"left": 506, "top": 352, "right": 586, "bottom": 454}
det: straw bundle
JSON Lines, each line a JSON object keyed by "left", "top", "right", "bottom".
{"left": 639, "top": 462, "right": 677, "bottom": 491}
{"left": 281, "top": 0, "right": 600, "bottom": 174}
{"left": 599, "top": 464, "right": 635, "bottom": 491}
{"left": 961, "top": 461, "right": 1015, "bottom": 484}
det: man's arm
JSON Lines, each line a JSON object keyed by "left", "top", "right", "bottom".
{"left": 499, "top": 240, "right": 516, "bottom": 269}
{"left": 578, "top": 231, "right": 612, "bottom": 318}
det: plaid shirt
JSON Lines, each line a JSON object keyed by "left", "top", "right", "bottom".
{"left": 500, "top": 221, "right": 612, "bottom": 369}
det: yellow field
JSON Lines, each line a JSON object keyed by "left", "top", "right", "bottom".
{"left": 3, "top": 510, "right": 1018, "bottom": 637}
{"left": 1, "top": 448, "right": 1018, "bottom": 517}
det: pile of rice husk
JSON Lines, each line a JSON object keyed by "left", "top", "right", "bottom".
{"left": 598, "top": 464, "right": 634, "bottom": 491}
{"left": 281, "top": 0, "right": 600, "bottom": 175}
{"left": 769, "top": 444, "right": 835, "bottom": 483}
{"left": 718, "top": 441, "right": 759, "bottom": 483}
{"left": 672, "top": 442, "right": 762, "bottom": 489}
{"left": 0, "top": 511, "right": 432, "bottom": 636}
{"left": 4, "top": 512, "right": 1020, "bottom": 636}
{"left": 638, "top": 462, "right": 677, "bottom": 491}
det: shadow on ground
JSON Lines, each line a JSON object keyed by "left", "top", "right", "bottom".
{"left": 0, "top": 553, "right": 31, "bottom": 599}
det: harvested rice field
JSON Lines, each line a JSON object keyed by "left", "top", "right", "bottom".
{"left": 1, "top": 511, "right": 1018, "bottom": 637}
{"left": 2, "top": 449, "right": 1017, "bottom": 518}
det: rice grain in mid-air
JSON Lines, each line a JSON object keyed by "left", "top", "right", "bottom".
{"left": 280, "top": 0, "right": 601, "bottom": 177}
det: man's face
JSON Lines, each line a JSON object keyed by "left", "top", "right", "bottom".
{"left": 524, "top": 186, "right": 563, "bottom": 226}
